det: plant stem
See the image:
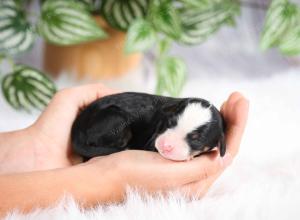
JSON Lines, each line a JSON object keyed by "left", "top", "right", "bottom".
{"left": 28, "top": 11, "right": 39, "bottom": 17}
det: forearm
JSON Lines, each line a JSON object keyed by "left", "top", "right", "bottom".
{"left": 0, "top": 163, "right": 122, "bottom": 217}
{"left": 0, "top": 128, "right": 38, "bottom": 174}
{"left": 0, "top": 129, "right": 28, "bottom": 158}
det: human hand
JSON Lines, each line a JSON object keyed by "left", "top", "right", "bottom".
{"left": 0, "top": 84, "right": 119, "bottom": 173}
{"left": 181, "top": 91, "right": 249, "bottom": 197}
{"left": 0, "top": 86, "right": 248, "bottom": 202}
{"left": 30, "top": 83, "right": 120, "bottom": 169}
{"left": 87, "top": 92, "right": 249, "bottom": 200}
{"left": 0, "top": 88, "right": 248, "bottom": 210}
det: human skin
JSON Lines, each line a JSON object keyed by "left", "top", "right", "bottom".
{"left": 0, "top": 84, "right": 249, "bottom": 217}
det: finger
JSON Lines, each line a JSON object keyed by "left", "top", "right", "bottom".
{"left": 137, "top": 162, "right": 224, "bottom": 199}
{"left": 179, "top": 147, "right": 236, "bottom": 199}
{"left": 123, "top": 150, "right": 229, "bottom": 188}
{"left": 223, "top": 92, "right": 244, "bottom": 120}
{"left": 227, "top": 91, "right": 244, "bottom": 107}
{"left": 180, "top": 173, "right": 218, "bottom": 199}
{"left": 164, "top": 151, "right": 230, "bottom": 184}
{"left": 225, "top": 98, "right": 249, "bottom": 157}
{"left": 69, "top": 83, "right": 121, "bottom": 110}
{"left": 55, "top": 83, "right": 120, "bottom": 110}
{"left": 33, "top": 84, "right": 120, "bottom": 140}
{"left": 39, "top": 84, "right": 119, "bottom": 122}
{"left": 220, "top": 101, "right": 227, "bottom": 115}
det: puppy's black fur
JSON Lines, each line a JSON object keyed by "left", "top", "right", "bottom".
{"left": 71, "top": 92, "right": 226, "bottom": 160}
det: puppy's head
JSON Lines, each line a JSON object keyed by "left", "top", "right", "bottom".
{"left": 155, "top": 99, "right": 226, "bottom": 161}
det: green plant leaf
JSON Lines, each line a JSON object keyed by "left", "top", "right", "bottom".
{"left": 177, "top": 0, "right": 216, "bottom": 8}
{"left": 149, "top": 0, "right": 182, "bottom": 40}
{"left": 101, "top": 0, "right": 149, "bottom": 31}
{"left": 156, "top": 57, "right": 187, "bottom": 97}
{"left": 158, "top": 37, "right": 172, "bottom": 56}
{"left": 38, "top": 0, "right": 107, "bottom": 45}
{"left": 125, "top": 19, "right": 156, "bottom": 53}
{"left": 260, "top": 0, "right": 298, "bottom": 50}
{"left": 77, "top": 0, "right": 100, "bottom": 11}
{"left": 179, "top": 0, "right": 239, "bottom": 45}
{"left": 279, "top": 20, "right": 300, "bottom": 55}
{"left": 0, "top": 0, "right": 35, "bottom": 55}
{"left": 225, "top": 16, "right": 237, "bottom": 27}
{"left": 1, "top": 65, "right": 56, "bottom": 111}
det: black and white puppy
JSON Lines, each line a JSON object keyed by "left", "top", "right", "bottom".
{"left": 71, "top": 92, "right": 226, "bottom": 161}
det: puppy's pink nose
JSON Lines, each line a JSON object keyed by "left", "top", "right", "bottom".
{"left": 161, "top": 143, "right": 173, "bottom": 153}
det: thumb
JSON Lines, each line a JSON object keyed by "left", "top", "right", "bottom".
{"left": 34, "top": 83, "right": 119, "bottom": 135}
{"left": 168, "top": 151, "right": 232, "bottom": 184}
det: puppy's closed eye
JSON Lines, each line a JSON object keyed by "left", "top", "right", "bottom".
{"left": 190, "top": 133, "right": 200, "bottom": 140}
{"left": 167, "top": 117, "right": 177, "bottom": 128}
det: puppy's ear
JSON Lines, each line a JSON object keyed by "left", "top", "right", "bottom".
{"left": 162, "top": 100, "right": 188, "bottom": 115}
{"left": 218, "top": 133, "right": 226, "bottom": 157}
{"left": 162, "top": 103, "right": 178, "bottom": 114}
{"left": 219, "top": 111, "right": 227, "bottom": 157}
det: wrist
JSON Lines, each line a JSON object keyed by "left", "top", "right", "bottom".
{"left": 71, "top": 159, "right": 125, "bottom": 206}
{"left": 0, "top": 128, "right": 37, "bottom": 174}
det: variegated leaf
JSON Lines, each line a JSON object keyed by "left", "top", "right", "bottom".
{"left": 158, "top": 38, "right": 171, "bottom": 55}
{"left": 278, "top": 7, "right": 300, "bottom": 55}
{"left": 39, "top": 0, "right": 107, "bottom": 45}
{"left": 178, "top": 0, "right": 222, "bottom": 8}
{"left": 156, "top": 57, "right": 186, "bottom": 97}
{"left": 149, "top": 0, "right": 182, "bottom": 40}
{"left": 279, "top": 26, "right": 300, "bottom": 55}
{"left": 179, "top": 0, "right": 240, "bottom": 45}
{"left": 1, "top": 65, "right": 56, "bottom": 111}
{"left": 125, "top": 19, "right": 156, "bottom": 53}
{"left": 260, "top": 0, "right": 298, "bottom": 50}
{"left": 77, "top": 0, "right": 101, "bottom": 11}
{"left": 0, "top": 0, "right": 35, "bottom": 55}
{"left": 101, "top": 0, "right": 149, "bottom": 31}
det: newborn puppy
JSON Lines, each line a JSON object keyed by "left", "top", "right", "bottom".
{"left": 71, "top": 92, "right": 226, "bottom": 161}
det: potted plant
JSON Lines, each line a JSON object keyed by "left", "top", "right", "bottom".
{"left": 0, "top": 0, "right": 300, "bottom": 112}
{"left": 43, "top": 1, "right": 143, "bottom": 79}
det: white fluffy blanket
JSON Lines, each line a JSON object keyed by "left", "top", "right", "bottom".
{"left": 1, "top": 70, "right": 300, "bottom": 220}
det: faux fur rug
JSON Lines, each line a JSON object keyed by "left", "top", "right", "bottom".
{"left": 1, "top": 70, "right": 300, "bottom": 219}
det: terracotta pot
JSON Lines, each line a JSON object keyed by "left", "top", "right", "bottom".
{"left": 43, "top": 16, "right": 142, "bottom": 80}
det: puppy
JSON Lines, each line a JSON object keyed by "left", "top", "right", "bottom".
{"left": 71, "top": 92, "right": 226, "bottom": 161}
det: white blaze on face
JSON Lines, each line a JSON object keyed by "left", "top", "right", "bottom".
{"left": 155, "top": 102, "right": 212, "bottom": 161}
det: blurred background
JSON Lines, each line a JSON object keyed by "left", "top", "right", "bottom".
{"left": 0, "top": 0, "right": 300, "bottom": 137}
